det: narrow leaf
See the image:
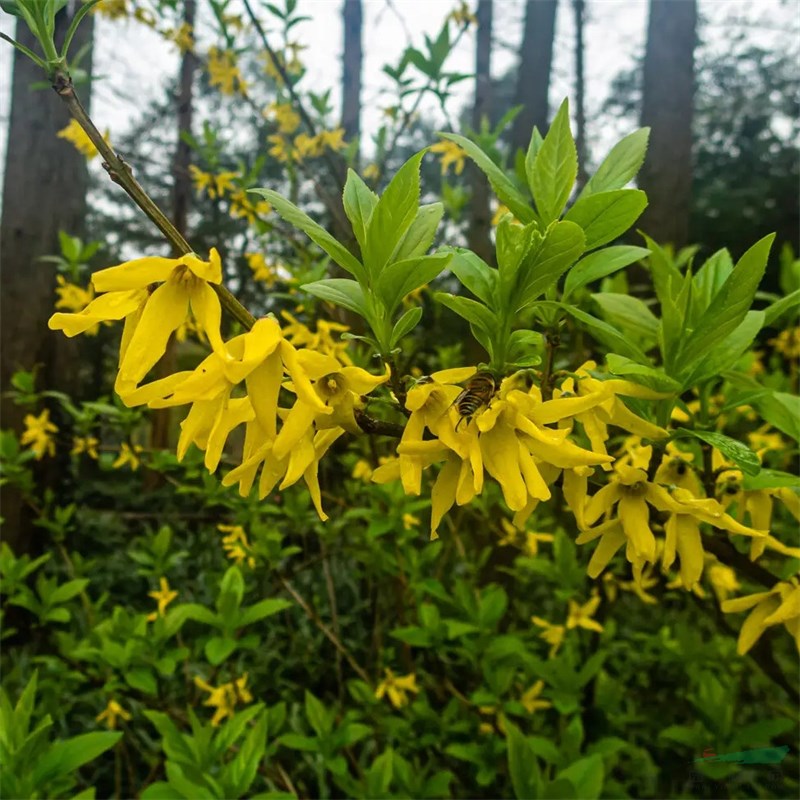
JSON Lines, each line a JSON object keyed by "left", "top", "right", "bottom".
{"left": 531, "top": 99, "right": 577, "bottom": 223}
{"left": 580, "top": 128, "right": 649, "bottom": 199}
{"left": 565, "top": 189, "right": 648, "bottom": 250}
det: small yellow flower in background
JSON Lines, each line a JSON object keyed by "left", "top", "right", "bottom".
{"left": 267, "top": 102, "right": 301, "bottom": 134}
{"left": 524, "top": 531, "right": 555, "bottom": 557}
{"left": 617, "top": 567, "right": 659, "bottom": 604}
{"left": 217, "top": 524, "right": 256, "bottom": 569}
{"left": 352, "top": 459, "right": 373, "bottom": 481}
{"left": 722, "top": 579, "right": 800, "bottom": 655}
{"left": 166, "top": 22, "right": 194, "bottom": 53}
{"left": 189, "top": 166, "right": 238, "bottom": 200}
{"left": 57, "top": 119, "right": 110, "bottom": 160}
{"left": 566, "top": 593, "right": 604, "bottom": 633}
{"left": 194, "top": 673, "right": 253, "bottom": 726}
{"left": 133, "top": 6, "right": 156, "bottom": 26}
{"left": 71, "top": 436, "right": 100, "bottom": 459}
{"left": 268, "top": 133, "right": 293, "bottom": 162}
{"left": 363, "top": 163, "right": 380, "bottom": 181}
{"left": 55, "top": 275, "right": 94, "bottom": 313}
{"left": 96, "top": 698, "right": 131, "bottom": 729}
{"left": 402, "top": 513, "right": 420, "bottom": 530}
{"left": 747, "top": 426, "right": 785, "bottom": 460}
{"left": 449, "top": 0, "right": 478, "bottom": 26}
{"left": 319, "top": 128, "right": 347, "bottom": 152}
{"left": 429, "top": 139, "right": 466, "bottom": 175}
{"left": 246, "top": 253, "right": 278, "bottom": 285}
{"left": 112, "top": 442, "right": 143, "bottom": 471}
{"left": 230, "top": 190, "right": 271, "bottom": 224}
{"left": 147, "top": 577, "right": 178, "bottom": 621}
{"left": 706, "top": 558, "right": 740, "bottom": 603}
{"left": 769, "top": 327, "right": 800, "bottom": 359}
{"left": 531, "top": 616, "right": 565, "bottom": 658}
{"left": 294, "top": 132, "right": 324, "bottom": 159}
{"left": 520, "top": 680, "right": 552, "bottom": 714}
{"left": 281, "top": 312, "right": 351, "bottom": 364}
{"left": 207, "top": 47, "right": 248, "bottom": 96}
{"left": 375, "top": 669, "right": 419, "bottom": 709}
{"left": 491, "top": 204, "right": 511, "bottom": 226}
{"left": 91, "top": 0, "right": 128, "bottom": 20}
{"left": 21, "top": 410, "right": 58, "bottom": 460}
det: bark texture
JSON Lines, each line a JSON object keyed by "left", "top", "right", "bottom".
{"left": 510, "top": 0, "right": 557, "bottom": 154}
{"left": 341, "top": 0, "right": 363, "bottom": 156}
{"left": 638, "top": 0, "right": 697, "bottom": 249}
{"left": 573, "top": 0, "right": 588, "bottom": 191}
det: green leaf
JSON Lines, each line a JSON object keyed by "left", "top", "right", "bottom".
{"left": 363, "top": 150, "right": 425, "bottom": 275}
{"left": 565, "top": 189, "right": 647, "bottom": 250}
{"left": 205, "top": 636, "right": 238, "bottom": 665}
{"left": 556, "top": 755, "right": 604, "bottom": 800}
{"left": 278, "top": 733, "right": 319, "bottom": 751}
{"left": 580, "top": 128, "right": 649, "bottom": 199}
{"left": 301, "top": 278, "right": 368, "bottom": 319}
{"left": 559, "top": 304, "right": 650, "bottom": 363}
{"left": 524, "top": 126, "right": 544, "bottom": 189}
{"left": 563, "top": 245, "right": 651, "bottom": 298}
{"left": 376, "top": 252, "right": 452, "bottom": 315}
{"left": 677, "top": 234, "right": 775, "bottom": 373}
{"left": 125, "top": 668, "right": 158, "bottom": 694}
{"left": 605, "top": 355, "right": 680, "bottom": 392}
{"left": 141, "top": 782, "right": 182, "bottom": 800}
{"left": 250, "top": 189, "right": 366, "bottom": 282}
{"left": 692, "top": 248, "right": 733, "bottom": 312}
{"left": 516, "top": 221, "right": 585, "bottom": 310}
{"left": 304, "top": 691, "right": 332, "bottom": 738}
{"left": 367, "top": 749, "right": 394, "bottom": 798}
{"left": 506, "top": 330, "right": 544, "bottom": 367}
{"left": 743, "top": 469, "right": 800, "bottom": 491}
{"left": 434, "top": 293, "right": 497, "bottom": 334}
{"left": 753, "top": 391, "right": 800, "bottom": 443}
{"left": 763, "top": 288, "right": 800, "bottom": 327}
{"left": 393, "top": 203, "right": 444, "bottom": 261}
{"left": 443, "top": 247, "right": 496, "bottom": 305}
{"left": 239, "top": 598, "right": 292, "bottom": 626}
{"left": 642, "top": 234, "right": 683, "bottom": 309}
{"left": 592, "top": 293, "right": 659, "bottom": 342}
{"left": 342, "top": 169, "right": 378, "bottom": 252}
{"left": 48, "top": 578, "right": 89, "bottom": 605}
{"left": 390, "top": 307, "right": 423, "bottom": 347}
{"left": 531, "top": 98, "right": 577, "bottom": 224}
{"left": 506, "top": 720, "right": 541, "bottom": 799}
{"left": 439, "top": 132, "right": 535, "bottom": 223}
{"left": 673, "top": 429, "right": 760, "bottom": 476}
{"left": 33, "top": 732, "right": 121, "bottom": 784}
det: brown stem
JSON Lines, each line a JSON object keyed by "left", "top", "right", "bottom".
{"left": 540, "top": 330, "right": 559, "bottom": 400}
{"left": 701, "top": 533, "right": 781, "bottom": 590}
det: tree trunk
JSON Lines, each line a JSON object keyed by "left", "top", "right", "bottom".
{"left": 510, "top": 0, "right": 558, "bottom": 154}
{"left": 638, "top": 0, "right": 697, "bottom": 249}
{"left": 467, "top": 0, "right": 494, "bottom": 266}
{"left": 341, "top": 0, "right": 363, "bottom": 160}
{"left": 1, "top": 9, "right": 93, "bottom": 552}
{"left": 573, "top": 0, "right": 588, "bottom": 191}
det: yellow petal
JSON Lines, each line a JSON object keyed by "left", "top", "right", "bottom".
{"left": 280, "top": 433, "right": 316, "bottom": 488}
{"left": 92, "top": 257, "right": 176, "bottom": 291}
{"left": 585, "top": 483, "right": 622, "bottom": 526}
{"left": 246, "top": 350, "right": 283, "bottom": 438}
{"left": 675, "top": 515, "right": 704, "bottom": 588}
{"left": 586, "top": 523, "right": 626, "bottom": 578}
{"left": 48, "top": 289, "right": 147, "bottom": 335}
{"left": 431, "top": 457, "right": 460, "bottom": 537}
{"left": 481, "top": 423, "right": 527, "bottom": 511}
{"left": 189, "top": 280, "right": 227, "bottom": 359}
{"left": 272, "top": 400, "right": 318, "bottom": 461}
{"left": 280, "top": 341, "right": 330, "bottom": 412}
{"left": 431, "top": 366, "right": 477, "bottom": 384}
{"left": 737, "top": 596, "right": 781, "bottom": 655}
{"left": 722, "top": 590, "right": 775, "bottom": 614}
{"left": 762, "top": 587, "right": 800, "bottom": 627}
{"left": 182, "top": 248, "right": 223, "bottom": 283}
{"left": 619, "top": 494, "right": 656, "bottom": 561}
{"left": 341, "top": 364, "right": 390, "bottom": 394}
{"left": 205, "top": 397, "right": 254, "bottom": 472}
{"left": 529, "top": 393, "right": 607, "bottom": 425}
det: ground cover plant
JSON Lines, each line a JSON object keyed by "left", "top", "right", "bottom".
{"left": 1, "top": 1, "right": 798, "bottom": 798}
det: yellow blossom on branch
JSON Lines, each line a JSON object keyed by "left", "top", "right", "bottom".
{"left": 352, "top": 459, "right": 373, "bottom": 481}
{"left": 207, "top": 47, "right": 248, "bottom": 96}
{"left": 21, "top": 410, "right": 58, "bottom": 460}
{"left": 194, "top": 673, "right": 253, "bottom": 726}
{"left": 520, "top": 680, "right": 552, "bottom": 714}
{"left": 375, "top": 669, "right": 419, "bottom": 709}
{"left": 722, "top": 579, "right": 800, "bottom": 654}
{"left": 531, "top": 616, "right": 565, "bottom": 658}
{"left": 112, "top": 442, "right": 143, "bottom": 470}
{"left": 266, "top": 102, "right": 301, "bottom": 134}
{"left": 147, "top": 577, "right": 177, "bottom": 621}
{"left": 71, "top": 436, "right": 100, "bottom": 459}
{"left": 91, "top": 0, "right": 128, "bottom": 21}
{"left": 217, "top": 524, "right": 256, "bottom": 569}
{"left": 55, "top": 275, "right": 94, "bottom": 314}
{"left": 57, "top": 119, "right": 110, "bottom": 160}
{"left": 430, "top": 139, "right": 467, "bottom": 175}
{"left": 566, "top": 593, "right": 604, "bottom": 632}
{"left": 96, "top": 699, "right": 131, "bottom": 729}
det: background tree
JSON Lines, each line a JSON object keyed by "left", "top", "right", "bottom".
{"left": 341, "top": 0, "right": 363, "bottom": 160}
{"left": 638, "top": 0, "right": 697, "bottom": 249}
{"left": 572, "top": 0, "right": 587, "bottom": 190}
{"left": 510, "top": 0, "right": 558, "bottom": 153}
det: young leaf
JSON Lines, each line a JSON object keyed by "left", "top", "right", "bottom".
{"left": 605, "top": 354, "right": 680, "bottom": 392}
{"left": 565, "top": 189, "right": 647, "bottom": 250}
{"left": 301, "top": 278, "right": 369, "bottom": 319}
{"left": 763, "top": 288, "right": 800, "bottom": 327}
{"left": 250, "top": 189, "right": 366, "bottom": 283}
{"left": 363, "top": 150, "right": 425, "bottom": 276}
{"left": 674, "top": 429, "right": 761, "bottom": 476}
{"left": 390, "top": 307, "right": 423, "bottom": 347}
{"left": 579, "top": 128, "right": 649, "bottom": 199}
{"left": 530, "top": 99, "right": 577, "bottom": 224}
{"left": 434, "top": 293, "right": 497, "bottom": 334}
{"left": 641, "top": 234, "right": 683, "bottom": 309}
{"left": 376, "top": 252, "right": 452, "bottom": 315}
{"left": 438, "top": 132, "right": 535, "bottom": 223}
{"left": 556, "top": 754, "right": 604, "bottom": 800}
{"left": 443, "top": 247, "right": 497, "bottom": 305}
{"left": 238, "top": 598, "right": 293, "bottom": 626}
{"left": 342, "top": 169, "right": 378, "bottom": 252}
{"left": 304, "top": 690, "right": 333, "bottom": 738}
{"left": 591, "top": 293, "right": 659, "bottom": 342}
{"left": 692, "top": 248, "right": 733, "bottom": 312}
{"left": 33, "top": 732, "right": 122, "bottom": 785}
{"left": 563, "top": 245, "right": 651, "bottom": 298}
{"left": 506, "top": 720, "right": 541, "bottom": 800}
{"left": 560, "top": 304, "right": 650, "bottom": 363}
{"left": 743, "top": 469, "right": 800, "bottom": 492}
{"left": 392, "top": 203, "right": 444, "bottom": 261}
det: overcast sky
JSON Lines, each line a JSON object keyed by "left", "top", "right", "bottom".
{"left": 0, "top": 0, "right": 796, "bottom": 192}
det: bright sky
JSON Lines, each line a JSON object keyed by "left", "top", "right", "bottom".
{"left": 0, "top": 0, "right": 796, "bottom": 192}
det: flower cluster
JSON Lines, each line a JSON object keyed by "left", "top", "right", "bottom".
{"left": 267, "top": 128, "right": 347, "bottom": 164}
{"left": 207, "top": 47, "right": 247, "bottom": 96}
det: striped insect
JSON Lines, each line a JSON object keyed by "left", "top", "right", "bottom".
{"left": 453, "top": 371, "right": 497, "bottom": 431}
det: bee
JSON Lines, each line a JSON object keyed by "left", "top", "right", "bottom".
{"left": 453, "top": 371, "right": 497, "bottom": 431}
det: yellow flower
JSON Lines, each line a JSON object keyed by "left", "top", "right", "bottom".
{"left": 281, "top": 312, "right": 351, "bottom": 363}
{"left": 49, "top": 250, "right": 227, "bottom": 399}
{"left": 189, "top": 166, "right": 238, "bottom": 199}
{"left": 520, "top": 680, "right": 552, "bottom": 714}
{"left": 769, "top": 327, "right": 800, "bottom": 359}
{"left": 55, "top": 275, "right": 94, "bottom": 314}
{"left": 21, "top": 410, "right": 58, "bottom": 459}
{"left": 429, "top": 139, "right": 466, "bottom": 176}
{"left": 57, "top": 119, "right": 110, "bottom": 160}
{"left": 194, "top": 673, "right": 253, "bottom": 726}
{"left": 230, "top": 190, "right": 271, "bottom": 224}
{"left": 363, "top": 163, "right": 380, "bottom": 181}
{"left": 352, "top": 459, "right": 373, "bottom": 481}
{"left": 96, "top": 699, "right": 131, "bottom": 729}
{"left": 112, "top": 442, "right": 143, "bottom": 471}
{"left": 566, "top": 593, "right": 604, "bottom": 633}
{"left": 402, "top": 513, "right": 420, "bottom": 530}
{"left": 491, "top": 204, "right": 512, "bottom": 226}
{"left": 147, "top": 577, "right": 177, "bottom": 621}
{"left": 706, "top": 557, "right": 740, "bottom": 603}
{"left": 294, "top": 132, "right": 324, "bottom": 159}
{"left": 71, "top": 436, "right": 99, "bottom": 459}
{"left": 92, "top": 0, "right": 128, "bottom": 19}
{"left": 320, "top": 128, "right": 347, "bottom": 152}
{"left": 531, "top": 616, "right": 565, "bottom": 658}
{"left": 449, "top": 0, "right": 478, "bottom": 26}
{"left": 722, "top": 579, "right": 800, "bottom": 655}
{"left": 268, "top": 134, "right": 293, "bottom": 162}
{"left": 266, "top": 102, "right": 301, "bottom": 134}
{"left": 207, "top": 47, "right": 247, "bottom": 96}
{"left": 375, "top": 669, "right": 419, "bottom": 709}
{"left": 217, "top": 524, "right": 256, "bottom": 569}
{"left": 617, "top": 567, "right": 659, "bottom": 604}
{"left": 246, "top": 253, "right": 277, "bottom": 285}
{"left": 167, "top": 22, "right": 194, "bottom": 53}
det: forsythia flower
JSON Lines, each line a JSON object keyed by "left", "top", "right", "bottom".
{"left": 49, "top": 249, "right": 227, "bottom": 399}
{"left": 429, "top": 139, "right": 467, "bottom": 175}
{"left": 229, "top": 189, "right": 271, "bottom": 224}
{"left": 96, "top": 699, "right": 131, "bottom": 729}
{"left": 402, "top": 513, "right": 420, "bottom": 530}
{"left": 722, "top": 579, "right": 800, "bottom": 654}
{"left": 218, "top": 524, "right": 256, "bottom": 569}
{"left": 769, "top": 327, "right": 800, "bottom": 359}
{"left": 167, "top": 22, "right": 194, "bottom": 53}
{"left": 281, "top": 312, "right": 351, "bottom": 364}
{"left": 147, "top": 577, "right": 177, "bottom": 621}
{"left": 267, "top": 102, "right": 301, "bottom": 134}
{"left": 21, "top": 410, "right": 58, "bottom": 459}
{"left": 375, "top": 669, "right": 419, "bottom": 708}
{"left": 55, "top": 275, "right": 94, "bottom": 313}
{"left": 352, "top": 459, "right": 373, "bottom": 481}
{"left": 246, "top": 253, "right": 278, "bottom": 285}
{"left": 189, "top": 166, "right": 238, "bottom": 199}
{"left": 520, "top": 680, "right": 552, "bottom": 714}
{"left": 57, "top": 119, "right": 110, "bottom": 160}
{"left": 566, "top": 593, "right": 604, "bottom": 632}
{"left": 194, "top": 673, "right": 253, "bottom": 726}
{"left": 531, "top": 616, "right": 565, "bottom": 658}
{"left": 491, "top": 204, "right": 512, "bottom": 226}
{"left": 92, "top": 0, "right": 128, "bottom": 19}
{"left": 207, "top": 47, "right": 247, "bottom": 95}
{"left": 449, "top": 0, "right": 478, "bottom": 26}
{"left": 112, "top": 442, "right": 143, "bottom": 470}
{"left": 71, "top": 435, "right": 99, "bottom": 459}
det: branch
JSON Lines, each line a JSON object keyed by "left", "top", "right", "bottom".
{"left": 701, "top": 533, "right": 781, "bottom": 590}
{"left": 354, "top": 408, "right": 405, "bottom": 438}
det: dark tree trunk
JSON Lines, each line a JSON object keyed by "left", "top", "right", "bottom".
{"left": 638, "top": 0, "right": 697, "bottom": 249}
{"left": 467, "top": 0, "right": 494, "bottom": 266}
{"left": 510, "top": 0, "right": 558, "bottom": 154}
{"left": 341, "top": 0, "right": 363, "bottom": 160}
{"left": 573, "top": 0, "right": 588, "bottom": 191}
{"left": 1, "top": 9, "right": 94, "bottom": 552}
